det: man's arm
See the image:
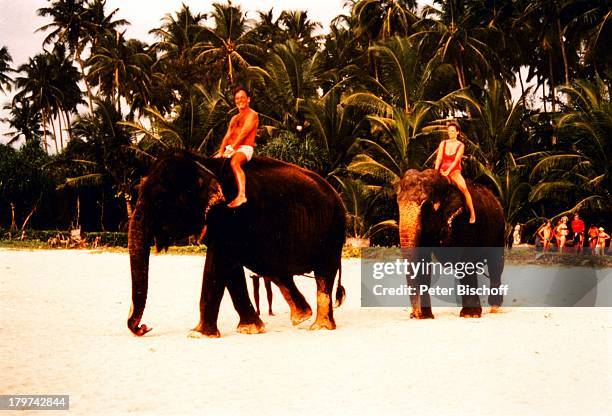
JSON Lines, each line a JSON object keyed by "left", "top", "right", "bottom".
{"left": 232, "top": 111, "right": 259, "bottom": 147}
{"left": 215, "top": 116, "right": 236, "bottom": 156}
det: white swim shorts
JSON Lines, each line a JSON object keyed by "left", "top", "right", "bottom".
{"left": 223, "top": 145, "right": 254, "bottom": 161}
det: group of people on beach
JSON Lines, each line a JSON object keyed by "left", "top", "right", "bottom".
{"left": 537, "top": 213, "right": 610, "bottom": 255}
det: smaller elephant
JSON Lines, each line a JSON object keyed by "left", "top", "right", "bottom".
{"left": 397, "top": 169, "right": 505, "bottom": 318}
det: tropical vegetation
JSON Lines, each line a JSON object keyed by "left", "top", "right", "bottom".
{"left": 1, "top": 0, "right": 611, "bottom": 246}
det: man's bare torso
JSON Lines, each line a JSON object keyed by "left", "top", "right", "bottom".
{"left": 227, "top": 109, "right": 258, "bottom": 147}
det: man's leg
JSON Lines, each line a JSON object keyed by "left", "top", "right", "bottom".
{"left": 228, "top": 152, "right": 248, "bottom": 208}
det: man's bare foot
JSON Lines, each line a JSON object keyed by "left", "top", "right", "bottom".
{"left": 227, "top": 195, "right": 247, "bottom": 208}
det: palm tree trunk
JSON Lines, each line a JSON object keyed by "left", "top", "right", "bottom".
{"left": 548, "top": 50, "right": 556, "bottom": 112}
{"left": 63, "top": 109, "right": 73, "bottom": 143}
{"left": 57, "top": 109, "right": 64, "bottom": 150}
{"left": 49, "top": 110, "right": 59, "bottom": 153}
{"left": 41, "top": 110, "right": 49, "bottom": 153}
{"left": 77, "top": 56, "right": 95, "bottom": 114}
{"left": 556, "top": 13, "right": 570, "bottom": 85}
{"left": 541, "top": 76, "right": 547, "bottom": 113}
{"left": 9, "top": 202, "right": 17, "bottom": 236}
{"left": 518, "top": 68, "right": 526, "bottom": 108}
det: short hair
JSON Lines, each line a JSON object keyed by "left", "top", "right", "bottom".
{"left": 446, "top": 121, "right": 461, "bottom": 131}
{"left": 233, "top": 86, "right": 250, "bottom": 97}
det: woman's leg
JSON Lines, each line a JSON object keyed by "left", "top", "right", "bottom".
{"left": 449, "top": 171, "right": 476, "bottom": 223}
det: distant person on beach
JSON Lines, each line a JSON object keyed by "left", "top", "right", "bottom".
{"left": 588, "top": 225, "right": 599, "bottom": 254}
{"left": 555, "top": 216, "right": 569, "bottom": 253}
{"left": 214, "top": 86, "right": 259, "bottom": 208}
{"left": 251, "top": 274, "right": 274, "bottom": 316}
{"left": 596, "top": 227, "right": 610, "bottom": 255}
{"left": 434, "top": 121, "right": 476, "bottom": 223}
{"left": 537, "top": 221, "right": 553, "bottom": 252}
{"left": 571, "top": 213, "right": 585, "bottom": 253}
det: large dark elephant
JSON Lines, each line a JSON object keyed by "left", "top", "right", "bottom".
{"left": 128, "top": 150, "right": 346, "bottom": 337}
{"left": 397, "top": 169, "right": 505, "bottom": 318}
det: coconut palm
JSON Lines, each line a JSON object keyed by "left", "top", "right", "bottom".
{"left": 277, "top": 10, "right": 322, "bottom": 56}
{"left": 12, "top": 45, "right": 82, "bottom": 152}
{"left": 2, "top": 98, "right": 44, "bottom": 146}
{"left": 64, "top": 98, "right": 140, "bottom": 220}
{"left": 0, "top": 46, "right": 14, "bottom": 94}
{"left": 528, "top": 78, "right": 612, "bottom": 212}
{"left": 334, "top": 176, "right": 397, "bottom": 240}
{"left": 298, "top": 88, "right": 365, "bottom": 173}
{"left": 37, "top": 0, "right": 128, "bottom": 111}
{"left": 352, "top": 0, "right": 418, "bottom": 41}
{"left": 149, "top": 4, "right": 207, "bottom": 98}
{"left": 254, "top": 40, "right": 318, "bottom": 131}
{"left": 194, "top": 1, "right": 261, "bottom": 84}
{"left": 87, "top": 32, "right": 153, "bottom": 116}
{"left": 412, "top": 0, "right": 505, "bottom": 92}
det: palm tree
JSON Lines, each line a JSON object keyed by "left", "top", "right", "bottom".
{"left": 14, "top": 54, "right": 61, "bottom": 153}
{"left": 334, "top": 176, "right": 397, "bottom": 241}
{"left": 64, "top": 98, "right": 140, "bottom": 220}
{"left": 149, "top": 4, "right": 207, "bottom": 99}
{"left": 0, "top": 46, "right": 14, "bottom": 94}
{"left": 412, "top": 0, "right": 505, "bottom": 92}
{"left": 347, "top": 105, "right": 438, "bottom": 187}
{"left": 87, "top": 32, "right": 153, "bottom": 116}
{"left": 277, "top": 10, "right": 322, "bottom": 56}
{"left": 37, "top": 0, "right": 128, "bottom": 111}
{"left": 2, "top": 98, "right": 44, "bottom": 146}
{"left": 255, "top": 41, "right": 318, "bottom": 131}
{"left": 194, "top": 1, "right": 261, "bottom": 84}
{"left": 299, "top": 88, "right": 364, "bottom": 173}
{"left": 528, "top": 78, "right": 612, "bottom": 212}
{"left": 352, "top": 0, "right": 418, "bottom": 41}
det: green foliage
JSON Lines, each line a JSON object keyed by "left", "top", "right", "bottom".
{"left": 258, "top": 130, "right": 328, "bottom": 174}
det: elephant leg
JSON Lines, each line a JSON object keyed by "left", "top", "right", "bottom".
{"left": 264, "top": 278, "right": 274, "bottom": 316}
{"left": 273, "top": 277, "right": 312, "bottom": 325}
{"left": 409, "top": 272, "right": 435, "bottom": 319}
{"left": 252, "top": 276, "right": 261, "bottom": 315}
{"left": 190, "top": 247, "right": 226, "bottom": 338}
{"left": 488, "top": 250, "right": 505, "bottom": 312}
{"left": 226, "top": 269, "right": 265, "bottom": 335}
{"left": 309, "top": 269, "right": 336, "bottom": 330}
{"left": 459, "top": 270, "right": 482, "bottom": 318}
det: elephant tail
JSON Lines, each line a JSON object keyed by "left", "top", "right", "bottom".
{"left": 334, "top": 263, "right": 346, "bottom": 308}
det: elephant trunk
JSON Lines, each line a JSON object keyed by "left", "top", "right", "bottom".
{"left": 398, "top": 202, "right": 422, "bottom": 248}
{"left": 127, "top": 201, "right": 153, "bottom": 336}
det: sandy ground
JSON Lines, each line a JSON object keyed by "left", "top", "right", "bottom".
{"left": 1, "top": 249, "right": 611, "bottom": 415}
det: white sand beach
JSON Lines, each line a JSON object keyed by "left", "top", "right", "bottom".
{"left": 1, "top": 249, "right": 611, "bottom": 415}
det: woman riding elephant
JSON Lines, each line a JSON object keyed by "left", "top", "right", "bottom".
{"left": 434, "top": 121, "right": 476, "bottom": 224}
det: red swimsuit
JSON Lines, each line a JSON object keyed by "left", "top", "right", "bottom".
{"left": 440, "top": 140, "right": 462, "bottom": 173}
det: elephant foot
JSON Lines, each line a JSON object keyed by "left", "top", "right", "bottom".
{"left": 309, "top": 317, "right": 336, "bottom": 331}
{"left": 237, "top": 320, "right": 265, "bottom": 335}
{"left": 188, "top": 329, "right": 220, "bottom": 339}
{"left": 460, "top": 306, "right": 482, "bottom": 318}
{"left": 189, "top": 323, "right": 221, "bottom": 338}
{"left": 410, "top": 307, "right": 435, "bottom": 319}
{"left": 489, "top": 305, "right": 501, "bottom": 313}
{"left": 291, "top": 307, "right": 313, "bottom": 326}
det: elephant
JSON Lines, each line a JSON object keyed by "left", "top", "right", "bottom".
{"left": 397, "top": 169, "right": 505, "bottom": 318}
{"left": 127, "top": 150, "right": 346, "bottom": 337}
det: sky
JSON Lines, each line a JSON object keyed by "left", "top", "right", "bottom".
{"left": 0, "top": 0, "right": 347, "bottom": 138}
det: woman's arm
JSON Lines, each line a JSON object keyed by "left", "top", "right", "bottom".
{"left": 434, "top": 141, "right": 444, "bottom": 171}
